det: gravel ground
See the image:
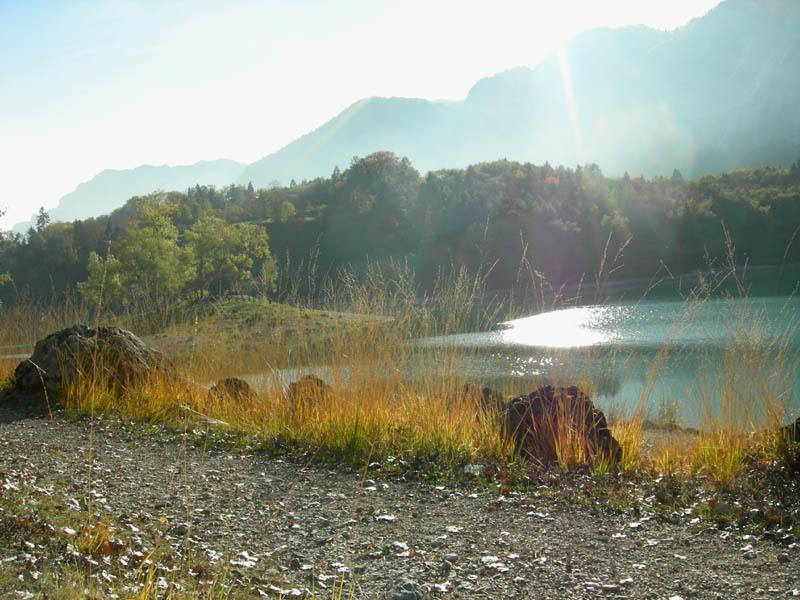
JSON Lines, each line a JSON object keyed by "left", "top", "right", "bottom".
{"left": 1, "top": 404, "right": 799, "bottom": 599}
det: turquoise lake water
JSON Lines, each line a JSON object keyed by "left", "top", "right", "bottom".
{"left": 413, "top": 295, "right": 799, "bottom": 426}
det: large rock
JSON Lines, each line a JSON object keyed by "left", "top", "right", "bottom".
{"left": 14, "top": 325, "right": 177, "bottom": 396}
{"left": 284, "top": 375, "right": 333, "bottom": 414}
{"left": 502, "top": 385, "right": 621, "bottom": 465}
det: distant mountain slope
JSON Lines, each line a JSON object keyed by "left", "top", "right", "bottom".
{"left": 20, "top": 0, "right": 800, "bottom": 231}
{"left": 238, "top": 0, "right": 800, "bottom": 186}
{"left": 14, "top": 159, "right": 246, "bottom": 232}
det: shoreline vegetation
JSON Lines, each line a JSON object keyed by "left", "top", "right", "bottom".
{"left": 3, "top": 261, "right": 797, "bottom": 478}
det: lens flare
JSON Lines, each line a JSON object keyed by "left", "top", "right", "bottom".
{"left": 557, "top": 43, "right": 585, "bottom": 165}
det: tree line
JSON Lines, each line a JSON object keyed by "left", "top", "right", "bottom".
{"left": 2, "top": 152, "right": 800, "bottom": 309}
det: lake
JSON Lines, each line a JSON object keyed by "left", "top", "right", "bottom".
{"left": 411, "top": 295, "right": 800, "bottom": 427}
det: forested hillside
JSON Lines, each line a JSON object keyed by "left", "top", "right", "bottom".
{"left": 2, "top": 152, "right": 799, "bottom": 308}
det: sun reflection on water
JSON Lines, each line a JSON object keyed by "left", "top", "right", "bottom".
{"left": 499, "top": 306, "right": 621, "bottom": 348}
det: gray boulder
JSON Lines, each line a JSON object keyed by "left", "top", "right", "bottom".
{"left": 14, "top": 325, "right": 177, "bottom": 397}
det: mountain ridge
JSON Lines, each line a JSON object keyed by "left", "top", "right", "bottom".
{"left": 238, "top": 0, "right": 799, "bottom": 186}
{"left": 17, "top": 0, "right": 800, "bottom": 231}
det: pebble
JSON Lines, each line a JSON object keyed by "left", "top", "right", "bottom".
{"left": 388, "top": 577, "right": 423, "bottom": 600}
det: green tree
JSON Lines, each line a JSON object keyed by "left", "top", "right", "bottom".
{"left": 279, "top": 200, "right": 296, "bottom": 223}
{"left": 251, "top": 189, "right": 275, "bottom": 220}
{"left": 35, "top": 207, "right": 51, "bottom": 232}
{"left": 185, "top": 216, "right": 275, "bottom": 297}
{"left": 113, "top": 193, "right": 191, "bottom": 304}
{"left": 0, "top": 207, "right": 9, "bottom": 290}
{"left": 18, "top": 222, "right": 80, "bottom": 297}
{"left": 76, "top": 251, "right": 124, "bottom": 309}
{"left": 323, "top": 151, "right": 421, "bottom": 265}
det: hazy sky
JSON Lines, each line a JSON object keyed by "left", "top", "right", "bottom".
{"left": 0, "top": 0, "right": 723, "bottom": 229}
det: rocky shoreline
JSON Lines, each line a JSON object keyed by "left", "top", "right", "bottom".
{"left": 1, "top": 403, "right": 799, "bottom": 599}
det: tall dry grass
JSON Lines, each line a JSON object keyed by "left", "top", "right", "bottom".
{"left": 620, "top": 234, "right": 800, "bottom": 485}
{"left": 51, "top": 262, "right": 512, "bottom": 469}
{"left": 2, "top": 239, "right": 798, "bottom": 485}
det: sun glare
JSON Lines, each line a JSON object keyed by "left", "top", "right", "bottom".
{"left": 500, "top": 306, "right": 618, "bottom": 348}
{"left": 556, "top": 43, "right": 586, "bottom": 165}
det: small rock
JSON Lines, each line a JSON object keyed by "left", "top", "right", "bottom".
{"left": 376, "top": 514, "right": 397, "bottom": 522}
{"left": 433, "top": 582, "right": 452, "bottom": 593}
{"left": 284, "top": 375, "right": 333, "bottom": 414}
{"left": 209, "top": 377, "right": 254, "bottom": 402}
{"left": 463, "top": 464, "right": 485, "bottom": 476}
{"left": 388, "top": 577, "right": 423, "bottom": 600}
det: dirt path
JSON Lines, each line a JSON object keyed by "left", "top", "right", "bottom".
{"left": 1, "top": 404, "right": 798, "bottom": 599}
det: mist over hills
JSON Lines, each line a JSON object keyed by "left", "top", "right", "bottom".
{"left": 13, "top": 160, "right": 246, "bottom": 233}
{"left": 19, "top": 0, "right": 800, "bottom": 231}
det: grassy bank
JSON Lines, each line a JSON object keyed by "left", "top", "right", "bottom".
{"left": 2, "top": 261, "right": 798, "bottom": 487}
